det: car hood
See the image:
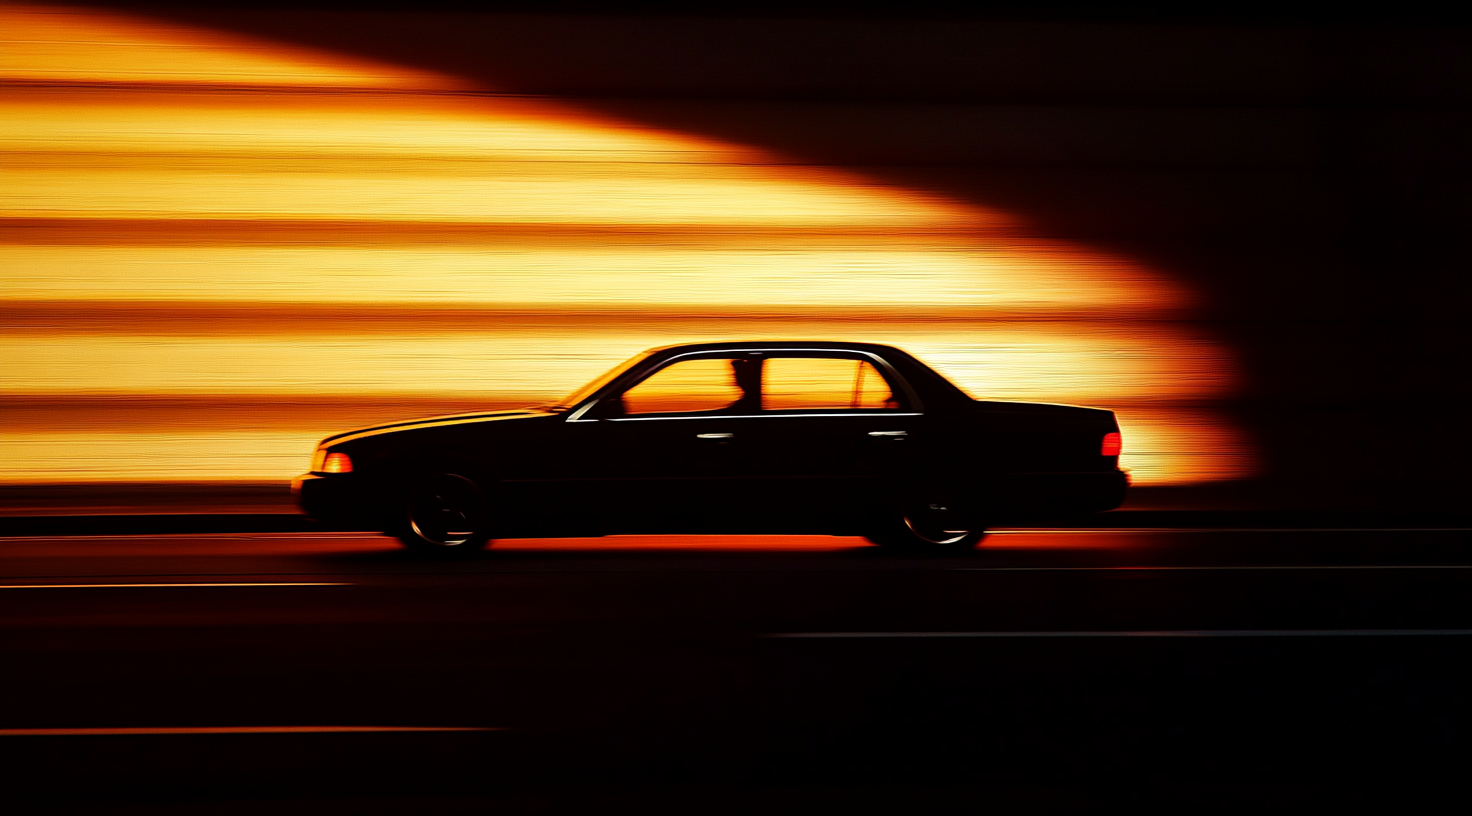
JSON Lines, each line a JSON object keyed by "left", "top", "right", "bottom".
{"left": 319, "top": 408, "right": 551, "bottom": 445}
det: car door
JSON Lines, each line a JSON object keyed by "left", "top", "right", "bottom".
{"left": 569, "top": 353, "right": 767, "bottom": 533}
{"left": 743, "top": 352, "right": 924, "bottom": 531}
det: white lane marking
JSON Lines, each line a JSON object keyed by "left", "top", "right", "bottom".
{"left": 0, "top": 582, "right": 349, "bottom": 589}
{"left": 774, "top": 629, "right": 1472, "bottom": 639}
{"left": 0, "top": 726, "right": 500, "bottom": 736}
{"left": 956, "top": 565, "right": 1472, "bottom": 572}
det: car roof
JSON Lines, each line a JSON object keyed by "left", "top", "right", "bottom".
{"left": 560, "top": 340, "right": 974, "bottom": 412}
{"left": 641, "top": 340, "right": 905, "bottom": 356}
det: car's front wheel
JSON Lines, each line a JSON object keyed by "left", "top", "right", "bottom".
{"left": 393, "top": 471, "right": 492, "bottom": 553}
{"left": 866, "top": 484, "right": 986, "bottom": 554}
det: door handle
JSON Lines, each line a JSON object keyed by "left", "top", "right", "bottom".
{"left": 696, "top": 432, "right": 735, "bottom": 441}
{"left": 867, "top": 430, "right": 908, "bottom": 439}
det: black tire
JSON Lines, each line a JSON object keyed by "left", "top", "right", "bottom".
{"left": 866, "top": 483, "right": 986, "bottom": 555}
{"left": 392, "top": 471, "right": 492, "bottom": 553}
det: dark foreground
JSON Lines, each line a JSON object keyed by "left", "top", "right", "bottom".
{"left": 4, "top": 526, "right": 1472, "bottom": 813}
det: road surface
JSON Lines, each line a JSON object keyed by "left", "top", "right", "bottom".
{"left": 4, "top": 527, "right": 1471, "bottom": 812}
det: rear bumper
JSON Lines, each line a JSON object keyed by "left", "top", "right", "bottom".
{"left": 990, "top": 470, "right": 1130, "bottom": 516}
{"left": 292, "top": 473, "right": 382, "bottom": 527}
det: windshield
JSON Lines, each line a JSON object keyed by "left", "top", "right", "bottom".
{"left": 544, "top": 350, "right": 655, "bottom": 411}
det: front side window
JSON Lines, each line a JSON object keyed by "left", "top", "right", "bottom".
{"left": 617, "top": 357, "right": 755, "bottom": 415}
{"left": 762, "top": 356, "right": 900, "bottom": 411}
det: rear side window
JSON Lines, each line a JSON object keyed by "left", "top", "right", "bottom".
{"left": 762, "top": 357, "right": 899, "bottom": 411}
{"left": 620, "top": 357, "right": 747, "bottom": 415}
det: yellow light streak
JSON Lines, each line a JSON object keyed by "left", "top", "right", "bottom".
{"left": 0, "top": 244, "right": 1181, "bottom": 312}
{"left": 2, "top": 88, "right": 755, "bottom": 161}
{"left": 0, "top": 324, "right": 1232, "bottom": 404}
{"left": 1114, "top": 409, "right": 1256, "bottom": 485}
{"left": 3, "top": 156, "right": 966, "bottom": 227}
{"left": 0, "top": 430, "right": 327, "bottom": 482}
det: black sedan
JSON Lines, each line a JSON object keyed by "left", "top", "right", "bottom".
{"left": 293, "top": 341, "right": 1127, "bottom": 553}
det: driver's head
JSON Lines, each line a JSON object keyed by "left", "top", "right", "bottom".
{"left": 729, "top": 356, "right": 762, "bottom": 406}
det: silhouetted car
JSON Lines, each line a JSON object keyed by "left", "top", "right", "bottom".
{"left": 293, "top": 342, "right": 1127, "bottom": 553}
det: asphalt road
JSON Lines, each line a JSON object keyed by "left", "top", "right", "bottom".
{"left": 4, "top": 527, "right": 1472, "bottom": 813}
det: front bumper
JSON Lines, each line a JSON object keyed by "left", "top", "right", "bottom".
{"left": 292, "top": 473, "right": 382, "bottom": 527}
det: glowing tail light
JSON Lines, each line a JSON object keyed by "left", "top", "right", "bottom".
{"left": 1100, "top": 432, "right": 1122, "bottom": 457}
{"left": 322, "top": 452, "right": 353, "bottom": 473}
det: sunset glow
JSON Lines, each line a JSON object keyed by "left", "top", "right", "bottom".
{"left": 0, "top": 3, "right": 1252, "bottom": 487}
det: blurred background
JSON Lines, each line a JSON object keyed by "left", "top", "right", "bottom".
{"left": 2, "top": 1, "right": 1468, "bottom": 515}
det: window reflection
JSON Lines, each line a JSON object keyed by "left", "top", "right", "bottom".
{"left": 762, "top": 357, "right": 897, "bottom": 411}
{"left": 620, "top": 358, "right": 745, "bottom": 415}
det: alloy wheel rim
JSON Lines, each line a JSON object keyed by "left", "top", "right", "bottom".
{"left": 406, "top": 474, "right": 482, "bottom": 546}
{"left": 903, "top": 497, "right": 974, "bottom": 545}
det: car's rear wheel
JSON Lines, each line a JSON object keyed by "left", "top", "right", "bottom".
{"left": 394, "top": 472, "right": 492, "bottom": 553}
{"left": 866, "top": 484, "right": 986, "bottom": 554}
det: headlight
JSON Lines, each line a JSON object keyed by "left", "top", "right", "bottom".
{"left": 322, "top": 452, "right": 353, "bottom": 473}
